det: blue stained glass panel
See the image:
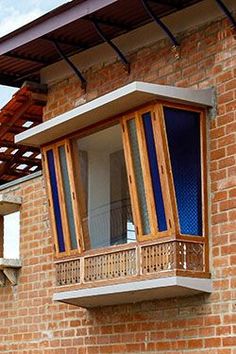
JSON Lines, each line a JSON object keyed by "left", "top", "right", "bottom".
{"left": 47, "top": 150, "right": 65, "bottom": 252}
{"left": 142, "top": 112, "right": 167, "bottom": 231}
{"left": 164, "top": 107, "right": 202, "bottom": 235}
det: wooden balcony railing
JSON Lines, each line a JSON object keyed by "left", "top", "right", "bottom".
{"left": 55, "top": 238, "right": 208, "bottom": 287}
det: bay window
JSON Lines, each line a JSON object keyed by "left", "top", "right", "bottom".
{"left": 42, "top": 101, "right": 207, "bottom": 258}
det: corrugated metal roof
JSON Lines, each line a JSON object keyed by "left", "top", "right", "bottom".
{"left": 0, "top": 0, "right": 204, "bottom": 87}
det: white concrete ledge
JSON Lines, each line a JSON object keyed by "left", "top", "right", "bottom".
{"left": 0, "top": 258, "right": 21, "bottom": 269}
{"left": 16, "top": 81, "right": 214, "bottom": 147}
{"left": 0, "top": 258, "right": 21, "bottom": 286}
{"left": 0, "top": 194, "right": 21, "bottom": 215}
{"left": 53, "top": 276, "right": 212, "bottom": 308}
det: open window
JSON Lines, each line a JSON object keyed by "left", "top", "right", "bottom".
{"left": 17, "top": 82, "right": 212, "bottom": 306}
{"left": 42, "top": 101, "right": 208, "bottom": 258}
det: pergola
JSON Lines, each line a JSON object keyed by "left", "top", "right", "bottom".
{"left": 0, "top": 83, "right": 47, "bottom": 184}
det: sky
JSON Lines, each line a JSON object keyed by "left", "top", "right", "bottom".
{"left": 0, "top": 0, "right": 69, "bottom": 108}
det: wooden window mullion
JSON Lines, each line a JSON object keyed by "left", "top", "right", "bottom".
{"left": 121, "top": 117, "right": 143, "bottom": 241}
{"left": 54, "top": 142, "right": 71, "bottom": 255}
{"left": 153, "top": 104, "right": 179, "bottom": 236}
{"left": 42, "top": 146, "right": 60, "bottom": 256}
{"left": 65, "top": 140, "right": 86, "bottom": 253}
{"left": 135, "top": 111, "right": 158, "bottom": 237}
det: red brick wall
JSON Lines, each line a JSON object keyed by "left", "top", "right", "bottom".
{"left": 0, "top": 15, "right": 235, "bottom": 353}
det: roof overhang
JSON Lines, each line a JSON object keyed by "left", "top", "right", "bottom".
{"left": 53, "top": 276, "right": 212, "bottom": 307}
{"left": 16, "top": 81, "right": 214, "bottom": 147}
{"left": 0, "top": 0, "right": 118, "bottom": 55}
{"left": 0, "top": 0, "right": 208, "bottom": 88}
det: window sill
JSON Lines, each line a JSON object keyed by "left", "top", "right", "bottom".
{"left": 53, "top": 276, "right": 212, "bottom": 308}
{"left": 0, "top": 194, "right": 21, "bottom": 215}
{"left": 0, "top": 258, "right": 21, "bottom": 286}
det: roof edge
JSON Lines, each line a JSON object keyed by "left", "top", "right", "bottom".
{"left": 0, "top": 0, "right": 118, "bottom": 55}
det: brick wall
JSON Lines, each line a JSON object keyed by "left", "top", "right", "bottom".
{"left": 0, "top": 14, "right": 235, "bottom": 353}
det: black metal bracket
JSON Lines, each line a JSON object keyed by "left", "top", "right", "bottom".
{"left": 215, "top": 0, "right": 236, "bottom": 35}
{"left": 92, "top": 20, "right": 130, "bottom": 73}
{"left": 141, "top": 0, "right": 180, "bottom": 57}
{"left": 53, "top": 40, "right": 87, "bottom": 90}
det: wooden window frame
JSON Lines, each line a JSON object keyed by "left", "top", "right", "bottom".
{"left": 42, "top": 101, "right": 208, "bottom": 261}
{"left": 42, "top": 140, "right": 84, "bottom": 258}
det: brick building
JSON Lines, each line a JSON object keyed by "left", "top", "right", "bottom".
{"left": 0, "top": 0, "right": 235, "bottom": 353}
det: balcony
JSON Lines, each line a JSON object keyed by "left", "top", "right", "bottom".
{"left": 53, "top": 237, "right": 211, "bottom": 307}
{"left": 25, "top": 82, "right": 214, "bottom": 308}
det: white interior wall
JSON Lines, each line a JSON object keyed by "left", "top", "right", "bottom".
{"left": 77, "top": 124, "right": 123, "bottom": 248}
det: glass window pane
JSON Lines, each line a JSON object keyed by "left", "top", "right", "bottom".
{"left": 164, "top": 107, "right": 202, "bottom": 235}
{"left": 47, "top": 150, "right": 65, "bottom": 252}
{"left": 127, "top": 119, "right": 150, "bottom": 235}
{"left": 142, "top": 112, "right": 167, "bottom": 231}
{"left": 59, "top": 146, "right": 77, "bottom": 250}
{"left": 74, "top": 124, "right": 135, "bottom": 249}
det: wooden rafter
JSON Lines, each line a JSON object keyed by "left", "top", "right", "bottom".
{"left": 0, "top": 82, "right": 47, "bottom": 183}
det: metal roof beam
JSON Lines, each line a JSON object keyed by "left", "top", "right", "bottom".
{"left": 3, "top": 52, "right": 50, "bottom": 65}
{"left": 215, "top": 0, "right": 236, "bottom": 31}
{"left": 88, "top": 15, "right": 131, "bottom": 31}
{"left": 141, "top": 0, "right": 179, "bottom": 48}
{"left": 0, "top": 0, "right": 118, "bottom": 55}
{"left": 92, "top": 19, "right": 130, "bottom": 73}
{"left": 43, "top": 35, "right": 88, "bottom": 50}
{"left": 52, "top": 40, "right": 87, "bottom": 90}
{"left": 149, "top": 0, "right": 183, "bottom": 9}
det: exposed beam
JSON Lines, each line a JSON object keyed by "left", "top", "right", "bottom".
{"left": 14, "top": 68, "right": 41, "bottom": 84}
{"left": 88, "top": 15, "right": 131, "bottom": 31}
{"left": 3, "top": 52, "right": 50, "bottom": 65}
{"left": 0, "top": 0, "right": 118, "bottom": 55}
{"left": 0, "top": 73, "right": 20, "bottom": 87}
{"left": 92, "top": 20, "right": 130, "bottom": 73}
{"left": 43, "top": 34, "right": 88, "bottom": 50}
{"left": 20, "top": 114, "right": 42, "bottom": 123}
{"left": 0, "top": 153, "right": 41, "bottom": 167}
{"left": 7, "top": 126, "right": 26, "bottom": 134}
{"left": 52, "top": 40, "right": 87, "bottom": 90}
{"left": 141, "top": 0, "right": 179, "bottom": 48}
{"left": 0, "top": 146, "right": 29, "bottom": 178}
{"left": 0, "top": 140, "right": 40, "bottom": 152}
{"left": 215, "top": 0, "right": 236, "bottom": 30}
{"left": 149, "top": 0, "right": 182, "bottom": 9}
{"left": 0, "top": 99, "right": 32, "bottom": 140}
